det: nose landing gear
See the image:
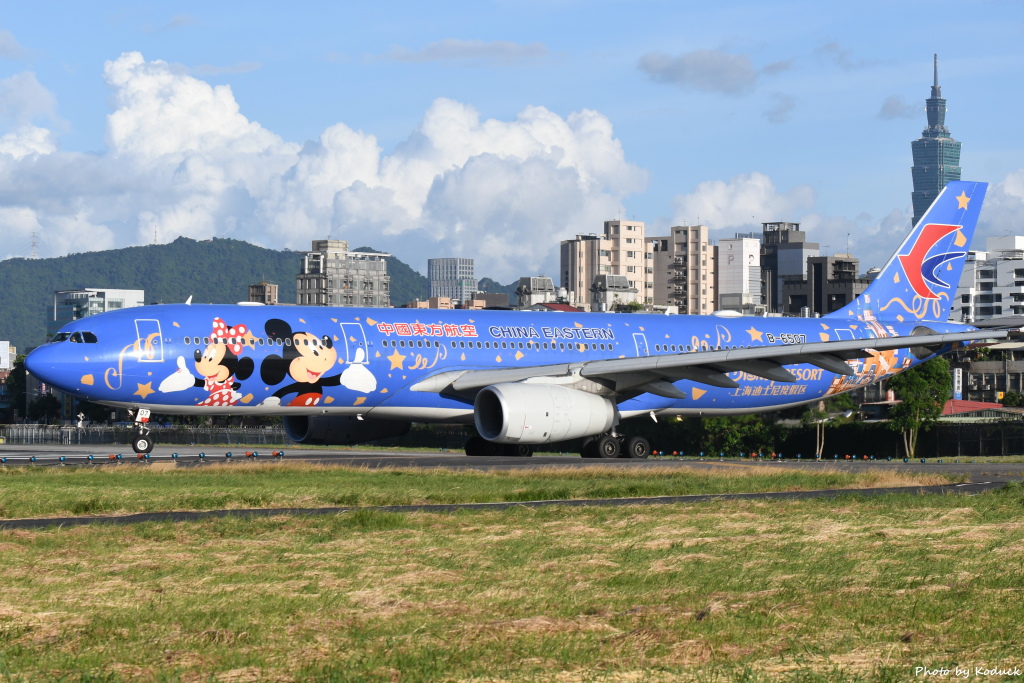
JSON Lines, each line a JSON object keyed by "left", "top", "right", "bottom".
{"left": 129, "top": 408, "right": 155, "bottom": 454}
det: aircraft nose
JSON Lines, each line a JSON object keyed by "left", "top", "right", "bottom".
{"left": 25, "top": 344, "right": 61, "bottom": 385}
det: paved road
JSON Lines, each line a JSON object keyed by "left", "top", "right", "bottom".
{"left": 3, "top": 443, "right": 1023, "bottom": 483}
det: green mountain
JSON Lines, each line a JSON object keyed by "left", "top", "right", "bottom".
{"left": 0, "top": 237, "right": 429, "bottom": 352}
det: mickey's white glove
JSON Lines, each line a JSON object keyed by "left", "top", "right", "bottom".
{"left": 261, "top": 396, "right": 281, "bottom": 407}
{"left": 159, "top": 356, "right": 196, "bottom": 393}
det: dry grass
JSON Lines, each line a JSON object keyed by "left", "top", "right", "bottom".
{"left": 1, "top": 485, "right": 1023, "bottom": 681}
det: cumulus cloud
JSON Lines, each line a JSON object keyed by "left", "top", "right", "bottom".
{"left": 0, "top": 51, "right": 644, "bottom": 280}
{"left": 977, "top": 170, "right": 1024, "bottom": 244}
{"left": 379, "top": 39, "right": 548, "bottom": 65}
{"left": 878, "top": 95, "right": 919, "bottom": 120}
{"left": 670, "top": 172, "right": 926, "bottom": 272}
{"left": 0, "top": 72, "right": 57, "bottom": 126}
{"left": 638, "top": 49, "right": 758, "bottom": 95}
{"left": 672, "top": 172, "right": 814, "bottom": 229}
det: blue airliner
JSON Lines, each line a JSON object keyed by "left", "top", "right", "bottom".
{"left": 26, "top": 181, "right": 1006, "bottom": 458}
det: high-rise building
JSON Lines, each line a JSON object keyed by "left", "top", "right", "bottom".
{"left": 428, "top": 258, "right": 477, "bottom": 303}
{"left": 560, "top": 220, "right": 653, "bottom": 310}
{"left": 296, "top": 240, "right": 391, "bottom": 307}
{"left": 716, "top": 236, "right": 763, "bottom": 313}
{"left": 759, "top": 222, "right": 819, "bottom": 313}
{"left": 911, "top": 54, "right": 962, "bottom": 226}
{"left": 646, "top": 225, "right": 716, "bottom": 314}
{"left": 48, "top": 288, "right": 146, "bottom": 339}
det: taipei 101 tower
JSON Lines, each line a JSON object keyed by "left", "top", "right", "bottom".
{"left": 910, "top": 54, "right": 962, "bottom": 226}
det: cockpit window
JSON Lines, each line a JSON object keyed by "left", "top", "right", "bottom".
{"left": 82, "top": 332, "right": 98, "bottom": 343}
{"left": 51, "top": 332, "right": 71, "bottom": 343}
{"left": 70, "top": 332, "right": 84, "bottom": 343}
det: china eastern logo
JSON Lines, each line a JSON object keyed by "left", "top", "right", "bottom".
{"left": 897, "top": 223, "right": 967, "bottom": 299}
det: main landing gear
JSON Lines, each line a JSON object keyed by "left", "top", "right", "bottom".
{"left": 580, "top": 434, "right": 650, "bottom": 459}
{"left": 129, "top": 408, "right": 154, "bottom": 454}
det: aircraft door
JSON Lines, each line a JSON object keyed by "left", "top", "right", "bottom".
{"left": 339, "top": 323, "right": 370, "bottom": 365}
{"left": 133, "top": 319, "right": 165, "bottom": 363}
{"left": 633, "top": 333, "right": 649, "bottom": 357}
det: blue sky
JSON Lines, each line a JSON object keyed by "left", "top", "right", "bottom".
{"left": 1, "top": 0, "right": 1023, "bottom": 282}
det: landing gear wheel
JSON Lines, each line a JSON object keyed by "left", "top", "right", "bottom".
{"left": 465, "top": 436, "right": 487, "bottom": 456}
{"left": 132, "top": 434, "right": 154, "bottom": 454}
{"left": 508, "top": 444, "right": 534, "bottom": 457}
{"left": 596, "top": 435, "right": 621, "bottom": 459}
{"left": 580, "top": 436, "right": 600, "bottom": 459}
{"left": 623, "top": 436, "right": 650, "bottom": 459}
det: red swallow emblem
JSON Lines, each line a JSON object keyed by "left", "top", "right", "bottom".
{"left": 897, "top": 223, "right": 964, "bottom": 299}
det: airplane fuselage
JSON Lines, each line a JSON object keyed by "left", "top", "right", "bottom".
{"left": 27, "top": 303, "right": 969, "bottom": 422}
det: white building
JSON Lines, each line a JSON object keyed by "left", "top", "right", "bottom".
{"left": 428, "top": 258, "right": 477, "bottom": 303}
{"left": 48, "top": 288, "right": 146, "bottom": 338}
{"left": 956, "top": 235, "right": 1024, "bottom": 322}
{"left": 716, "top": 236, "right": 762, "bottom": 313}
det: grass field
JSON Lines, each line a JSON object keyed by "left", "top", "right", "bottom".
{"left": 0, "top": 462, "right": 966, "bottom": 520}
{"left": 0, "top": 482, "right": 1022, "bottom": 681}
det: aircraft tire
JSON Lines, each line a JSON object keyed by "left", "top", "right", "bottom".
{"left": 623, "top": 436, "right": 650, "bottom": 459}
{"left": 580, "top": 436, "right": 599, "bottom": 458}
{"left": 508, "top": 444, "right": 534, "bottom": 457}
{"left": 132, "top": 435, "right": 154, "bottom": 454}
{"left": 596, "top": 435, "right": 621, "bottom": 459}
{"left": 465, "top": 436, "right": 487, "bottom": 456}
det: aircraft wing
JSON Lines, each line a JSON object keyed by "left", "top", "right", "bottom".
{"left": 411, "top": 329, "right": 1007, "bottom": 399}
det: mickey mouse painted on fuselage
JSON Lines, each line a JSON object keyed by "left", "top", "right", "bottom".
{"left": 158, "top": 318, "right": 255, "bottom": 406}
{"left": 259, "top": 318, "right": 343, "bottom": 407}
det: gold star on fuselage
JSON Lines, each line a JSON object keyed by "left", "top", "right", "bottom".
{"left": 746, "top": 327, "right": 764, "bottom": 342}
{"left": 956, "top": 192, "right": 970, "bottom": 210}
{"left": 386, "top": 349, "right": 407, "bottom": 370}
{"left": 133, "top": 382, "right": 155, "bottom": 399}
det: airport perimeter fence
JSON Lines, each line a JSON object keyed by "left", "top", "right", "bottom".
{"left": 0, "top": 425, "right": 289, "bottom": 447}
{"left": 0, "top": 423, "right": 475, "bottom": 450}
{"left": 778, "top": 421, "right": 1024, "bottom": 459}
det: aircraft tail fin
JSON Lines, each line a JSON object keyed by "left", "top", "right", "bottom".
{"left": 827, "top": 180, "right": 987, "bottom": 323}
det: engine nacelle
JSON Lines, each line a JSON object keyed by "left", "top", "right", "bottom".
{"left": 283, "top": 415, "right": 411, "bottom": 446}
{"left": 474, "top": 383, "right": 616, "bottom": 444}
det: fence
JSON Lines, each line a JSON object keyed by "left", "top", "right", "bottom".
{"left": 0, "top": 425, "right": 289, "bottom": 447}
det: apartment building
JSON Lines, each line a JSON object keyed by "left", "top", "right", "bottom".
{"left": 560, "top": 220, "right": 652, "bottom": 310}
{"left": 296, "top": 240, "right": 391, "bottom": 307}
{"left": 646, "top": 225, "right": 716, "bottom": 315}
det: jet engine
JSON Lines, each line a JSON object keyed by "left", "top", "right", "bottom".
{"left": 283, "top": 415, "right": 411, "bottom": 446}
{"left": 474, "top": 383, "right": 616, "bottom": 444}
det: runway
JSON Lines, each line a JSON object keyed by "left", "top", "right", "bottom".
{"left": 3, "top": 443, "right": 1024, "bottom": 483}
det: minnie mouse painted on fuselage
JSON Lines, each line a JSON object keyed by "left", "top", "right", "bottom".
{"left": 259, "top": 318, "right": 342, "bottom": 407}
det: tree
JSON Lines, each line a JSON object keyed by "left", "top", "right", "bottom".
{"left": 700, "top": 415, "right": 782, "bottom": 456}
{"left": 887, "top": 357, "right": 952, "bottom": 458}
{"left": 4, "top": 355, "right": 27, "bottom": 421}
{"left": 1001, "top": 391, "right": 1024, "bottom": 407}
{"left": 800, "top": 393, "right": 859, "bottom": 457}
{"left": 27, "top": 394, "right": 61, "bottom": 423}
